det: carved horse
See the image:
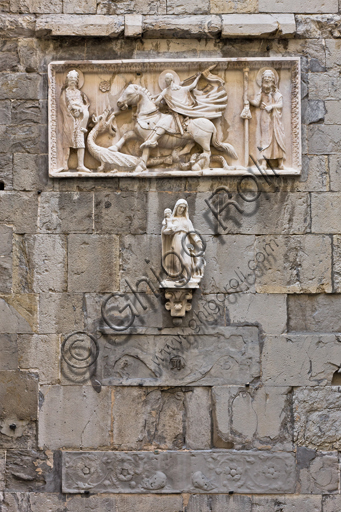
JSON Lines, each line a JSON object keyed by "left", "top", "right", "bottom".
{"left": 112, "top": 84, "right": 238, "bottom": 172}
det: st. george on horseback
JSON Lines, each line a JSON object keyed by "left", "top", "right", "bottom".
{"left": 111, "top": 65, "right": 238, "bottom": 173}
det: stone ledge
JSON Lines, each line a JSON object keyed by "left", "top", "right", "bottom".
{"left": 259, "top": 0, "right": 338, "bottom": 14}
{"left": 35, "top": 14, "right": 124, "bottom": 37}
{"left": 221, "top": 14, "right": 296, "bottom": 38}
{"left": 142, "top": 15, "right": 222, "bottom": 38}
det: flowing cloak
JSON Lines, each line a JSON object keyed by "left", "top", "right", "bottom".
{"left": 253, "top": 89, "right": 286, "bottom": 159}
{"left": 60, "top": 87, "right": 90, "bottom": 149}
{"left": 163, "top": 69, "right": 228, "bottom": 119}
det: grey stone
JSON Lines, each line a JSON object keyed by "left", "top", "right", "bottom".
{"left": 301, "top": 99, "right": 326, "bottom": 124}
{"left": 0, "top": 334, "right": 18, "bottom": 370}
{"left": 65, "top": 495, "right": 182, "bottom": 512}
{"left": 142, "top": 15, "right": 222, "bottom": 38}
{"left": 0, "top": 123, "right": 47, "bottom": 154}
{"left": 329, "top": 155, "right": 341, "bottom": 191}
{"left": 309, "top": 70, "right": 341, "bottom": 101}
{"left": 294, "top": 387, "right": 341, "bottom": 450}
{"left": 324, "top": 100, "right": 341, "bottom": 125}
{"left": 13, "top": 154, "right": 50, "bottom": 191}
{"left": 68, "top": 234, "right": 119, "bottom": 293}
{"left": 262, "top": 334, "right": 341, "bottom": 386}
{"left": 0, "top": 451, "right": 4, "bottom": 491}
{"left": 323, "top": 495, "right": 341, "bottom": 512}
{"left": 326, "top": 39, "right": 341, "bottom": 68}
{"left": 39, "top": 192, "right": 93, "bottom": 234}
{"left": 0, "top": 99, "right": 10, "bottom": 123}
{"left": 211, "top": 0, "right": 257, "bottom": 13}
{"left": 29, "top": 493, "right": 67, "bottom": 512}
{"left": 0, "top": 224, "right": 12, "bottom": 293}
{"left": 124, "top": 14, "right": 143, "bottom": 37}
{"left": 166, "top": 0, "right": 209, "bottom": 14}
{"left": 187, "top": 494, "right": 252, "bottom": 512}
{"left": 0, "top": 295, "right": 35, "bottom": 334}
{"left": 252, "top": 495, "right": 322, "bottom": 512}
{"left": 17, "top": 334, "right": 59, "bottom": 385}
{"left": 312, "top": 193, "right": 341, "bottom": 233}
{"left": 62, "top": 450, "right": 296, "bottom": 494}
{"left": 38, "top": 385, "right": 111, "bottom": 450}
{"left": 332, "top": 236, "right": 341, "bottom": 291}
{"left": 0, "top": 14, "right": 35, "bottom": 38}
{"left": 297, "top": 449, "right": 339, "bottom": 494}
{"left": 38, "top": 293, "right": 84, "bottom": 334}
{"left": 35, "top": 14, "right": 124, "bottom": 37}
{"left": 185, "top": 387, "right": 211, "bottom": 449}
{"left": 63, "top": 0, "right": 97, "bottom": 14}
{"left": 11, "top": 100, "right": 43, "bottom": 124}
{"left": 222, "top": 14, "right": 295, "bottom": 38}
{"left": 0, "top": 192, "right": 38, "bottom": 233}
{"left": 10, "top": 0, "right": 62, "bottom": 13}
{"left": 308, "top": 125, "right": 341, "bottom": 155}
{"left": 254, "top": 235, "right": 332, "bottom": 294}
{"left": 0, "top": 73, "right": 42, "bottom": 100}
{"left": 0, "top": 492, "right": 30, "bottom": 511}
{"left": 295, "top": 14, "right": 341, "bottom": 39}
{"left": 13, "top": 234, "right": 67, "bottom": 293}
{"left": 0, "top": 370, "right": 37, "bottom": 420}
{"left": 212, "top": 386, "right": 292, "bottom": 450}
{"left": 97, "top": 0, "right": 166, "bottom": 14}
{"left": 296, "top": 155, "right": 328, "bottom": 192}
{"left": 95, "top": 191, "right": 147, "bottom": 234}
{"left": 96, "top": 327, "right": 260, "bottom": 387}
{"left": 288, "top": 294, "right": 341, "bottom": 332}
{"left": 0, "top": 153, "right": 13, "bottom": 190}
{"left": 5, "top": 449, "right": 60, "bottom": 492}
{"left": 259, "top": 0, "right": 338, "bottom": 13}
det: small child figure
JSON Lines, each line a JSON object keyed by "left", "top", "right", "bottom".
{"left": 162, "top": 208, "right": 172, "bottom": 230}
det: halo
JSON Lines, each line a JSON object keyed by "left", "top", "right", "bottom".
{"left": 158, "top": 69, "right": 180, "bottom": 91}
{"left": 62, "top": 68, "right": 85, "bottom": 89}
{"left": 256, "top": 67, "right": 279, "bottom": 88}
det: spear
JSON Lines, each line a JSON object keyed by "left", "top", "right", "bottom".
{"left": 240, "top": 67, "right": 252, "bottom": 167}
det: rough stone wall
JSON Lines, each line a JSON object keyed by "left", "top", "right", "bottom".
{"left": 1, "top": 1, "right": 341, "bottom": 511}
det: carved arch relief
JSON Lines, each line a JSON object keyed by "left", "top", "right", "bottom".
{"left": 48, "top": 58, "right": 301, "bottom": 178}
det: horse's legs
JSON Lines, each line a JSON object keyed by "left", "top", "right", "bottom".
{"left": 177, "top": 141, "right": 195, "bottom": 157}
{"left": 191, "top": 134, "right": 211, "bottom": 170}
{"left": 109, "top": 130, "right": 137, "bottom": 151}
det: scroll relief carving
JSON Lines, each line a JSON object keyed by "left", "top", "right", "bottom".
{"left": 48, "top": 58, "right": 301, "bottom": 178}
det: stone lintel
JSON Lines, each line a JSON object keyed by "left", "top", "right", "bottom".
{"left": 35, "top": 14, "right": 124, "bottom": 37}
{"left": 221, "top": 14, "right": 296, "bottom": 38}
{"left": 125, "top": 14, "right": 143, "bottom": 38}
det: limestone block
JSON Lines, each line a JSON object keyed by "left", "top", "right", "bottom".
{"left": 296, "top": 155, "right": 328, "bottom": 193}
{"left": 0, "top": 73, "right": 42, "bottom": 100}
{"left": 38, "top": 385, "right": 111, "bottom": 449}
{"left": 211, "top": 0, "right": 257, "bottom": 13}
{"left": 0, "top": 334, "right": 18, "bottom": 370}
{"left": 62, "top": 450, "right": 296, "bottom": 493}
{"left": 65, "top": 495, "right": 182, "bottom": 512}
{"left": 95, "top": 191, "right": 147, "bottom": 235}
{"left": 166, "top": 0, "right": 209, "bottom": 14}
{"left": 0, "top": 14, "right": 36, "bottom": 37}
{"left": 0, "top": 123, "right": 47, "bottom": 154}
{"left": 0, "top": 225, "right": 12, "bottom": 293}
{"left": 262, "top": 334, "right": 341, "bottom": 386}
{"left": 330, "top": 155, "right": 341, "bottom": 191}
{"left": 187, "top": 494, "right": 252, "bottom": 512}
{"left": 0, "top": 371, "right": 37, "bottom": 420}
{"left": 212, "top": 386, "right": 292, "bottom": 449}
{"left": 63, "top": 0, "right": 97, "bottom": 14}
{"left": 39, "top": 192, "right": 93, "bottom": 234}
{"left": 301, "top": 99, "right": 326, "bottom": 124}
{"left": 10, "top": 0, "right": 62, "bottom": 13}
{"left": 185, "top": 387, "right": 211, "bottom": 449}
{"left": 29, "top": 493, "right": 66, "bottom": 512}
{"left": 13, "top": 234, "right": 67, "bottom": 293}
{"left": 0, "top": 99, "right": 10, "bottom": 123}
{"left": 5, "top": 449, "right": 60, "bottom": 492}
{"left": 259, "top": 0, "right": 338, "bottom": 13}
{"left": 295, "top": 14, "right": 341, "bottom": 38}
{"left": 323, "top": 495, "right": 341, "bottom": 512}
{"left": 252, "top": 495, "right": 322, "bottom": 512}
{"left": 35, "top": 14, "right": 124, "bottom": 37}
{"left": 222, "top": 14, "right": 295, "bottom": 38}
{"left": 326, "top": 39, "right": 341, "bottom": 68}
{"left": 0, "top": 192, "right": 38, "bottom": 233}
{"left": 309, "top": 70, "right": 341, "bottom": 101}
{"left": 294, "top": 387, "right": 341, "bottom": 450}
{"left": 38, "top": 293, "right": 84, "bottom": 334}
{"left": 288, "top": 294, "right": 341, "bottom": 332}
{"left": 0, "top": 493, "right": 31, "bottom": 511}
{"left": 227, "top": 293, "right": 287, "bottom": 335}
{"left": 297, "top": 448, "right": 339, "bottom": 494}
{"left": 0, "top": 294, "right": 36, "bottom": 333}
{"left": 308, "top": 125, "right": 341, "bottom": 155}
{"left": 17, "top": 334, "right": 59, "bottom": 384}
{"left": 125, "top": 14, "right": 143, "bottom": 37}
{"left": 13, "top": 154, "right": 50, "bottom": 191}
{"left": 312, "top": 193, "right": 341, "bottom": 233}
{"left": 0, "top": 451, "right": 5, "bottom": 491}
{"left": 254, "top": 235, "right": 332, "bottom": 294}
{"left": 325, "top": 100, "right": 341, "bottom": 125}
{"left": 97, "top": 0, "right": 166, "bottom": 14}
{"left": 68, "top": 234, "right": 119, "bottom": 293}
{"left": 0, "top": 154, "right": 13, "bottom": 190}
{"left": 142, "top": 15, "right": 222, "bottom": 38}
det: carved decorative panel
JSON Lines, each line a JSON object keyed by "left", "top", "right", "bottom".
{"left": 48, "top": 58, "right": 301, "bottom": 178}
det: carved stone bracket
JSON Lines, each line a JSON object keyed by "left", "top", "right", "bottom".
{"left": 164, "top": 288, "right": 193, "bottom": 318}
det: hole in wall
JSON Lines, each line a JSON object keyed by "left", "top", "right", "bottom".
{"left": 0, "top": 181, "right": 4, "bottom": 190}
{"left": 332, "top": 369, "right": 341, "bottom": 385}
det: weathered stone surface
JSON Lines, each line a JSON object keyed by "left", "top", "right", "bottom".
{"left": 0, "top": 153, "right": 13, "bottom": 190}
{"left": 0, "top": 492, "right": 30, "bottom": 511}
{"left": 309, "top": 70, "right": 341, "bottom": 101}
{"left": 294, "top": 387, "right": 341, "bottom": 450}
{"left": 323, "top": 495, "right": 341, "bottom": 512}
{"left": 0, "top": 123, "right": 47, "bottom": 154}
{"left": 0, "top": 294, "right": 36, "bottom": 333}
{"left": 38, "top": 293, "right": 84, "bottom": 334}
{"left": 302, "top": 99, "right": 326, "bottom": 124}
{"left": 0, "top": 334, "right": 18, "bottom": 370}
{"left": 211, "top": 0, "right": 257, "bottom": 13}
{"left": 288, "top": 294, "right": 341, "bottom": 332}
{"left": 252, "top": 495, "right": 322, "bottom": 512}
{"left": 308, "top": 125, "right": 341, "bottom": 155}
{"left": 29, "top": 493, "right": 66, "bottom": 512}
{"left": 187, "top": 494, "right": 252, "bottom": 512}
{"left": 0, "top": 14, "right": 35, "bottom": 38}
{"left": 0, "top": 192, "right": 38, "bottom": 233}
{"left": 17, "top": 334, "right": 59, "bottom": 385}
{"left": 65, "top": 495, "right": 182, "bottom": 512}
{"left": 5, "top": 450, "right": 60, "bottom": 492}
{"left": 262, "top": 334, "right": 341, "bottom": 386}
{"left": 0, "top": 99, "right": 10, "bottom": 123}
{"left": 13, "top": 234, "right": 67, "bottom": 293}
{"left": 185, "top": 387, "right": 211, "bottom": 449}
{"left": 0, "top": 73, "right": 42, "bottom": 100}
{"left": 0, "top": 224, "right": 12, "bottom": 293}
{"left": 166, "top": 0, "right": 209, "bottom": 14}
{"left": 142, "top": 15, "right": 222, "bottom": 38}
{"left": 296, "top": 14, "right": 341, "bottom": 39}
{"left": 68, "top": 234, "right": 119, "bottom": 293}
{"left": 63, "top": 0, "right": 97, "bottom": 14}
{"left": 259, "top": 0, "right": 338, "bottom": 13}
{"left": 38, "top": 385, "right": 111, "bottom": 449}
{"left": 212, "top": 386, "right": 292, "bottom": 450}
{"left": 325, "top": 100, "right": 341, "bottom": 125}
{"left": 39, "top": 192, "right": 93, "bottom": 234}
{"left": 95, "top": 191, "right": 147, "bottom": 234}
{"left": 10, "top": 0, "right": 62, "bottom": 13}
{"left": 222, "top": 14, "right": 295, "bottom": 38}
{"left": 0, "top": 451, "right": 5, "bottom": 491}
{"left": 97, "top": 0, "right": 166, "bottom": 14}
{"left": 124, "top": 14, "right": 143, "bottom": 37}
{"left": 96, "top": 327, "right": 260, "bottom": 386}
{"left": 254, "top": 235, "right": 332, "bottom": 294}
{"left": 13, "top": 154, "right": 50, "bottom": 191}
{"left": 311, "top": 193, "right": 341, "bottom": 233}
{"left": 0, "top": 370, "right": 37, "bottom": 420}
{"left": 35, "top": 14, "right": 124, "bottom": 37}
{"left": 297, "top": 448, "right": 339, "bottom": 494}
{"left": 297, "top": 155, "right": 328, "bottom": 192}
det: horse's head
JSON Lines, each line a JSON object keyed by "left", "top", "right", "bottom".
{"left": 117, "top": 84, "right": 141, "bottom": 110}
{"left": 91, "top": 108, "right": 116, "bottom": 135}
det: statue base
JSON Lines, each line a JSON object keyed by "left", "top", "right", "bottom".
{"left": 163, "top": 289, "right": 193, "bottom": 318}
